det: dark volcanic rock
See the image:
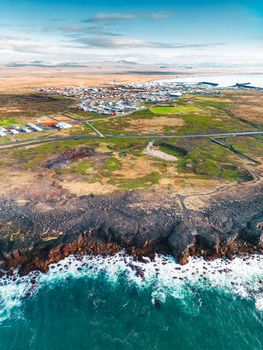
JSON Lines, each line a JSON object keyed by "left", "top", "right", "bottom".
{"left": 168, "top": 222, "right": 195, "bottom": 264}
{"left": 43, "top": 146, "right": 111, "bottom": 169}
{"left": 0, "top": 183, "right": 262, "bottom": 275}
{"left": 238, "top": 212, "right": 263, "bottom": 245}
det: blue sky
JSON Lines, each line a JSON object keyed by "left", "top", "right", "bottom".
{"left": 0, "top": 0, "right": 262, "bottom": 66}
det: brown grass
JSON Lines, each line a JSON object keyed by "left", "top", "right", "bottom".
{"left": 126, "top": 116, "right": 184, "bottom": 134}
{"left": 228, "top": 91, "right": 263, "bottom": 124}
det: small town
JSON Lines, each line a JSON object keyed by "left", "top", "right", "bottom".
{"left": 38, "top": 81, "right": 222, "bottom": 115}
{"left": 1, "top": 80, "right": 261, "bottom": 138}
{"left": 39, "top": 80, "right": 263, "bottom": 116}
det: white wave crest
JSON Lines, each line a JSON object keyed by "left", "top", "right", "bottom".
{"left": 0, "top": 253, "right": 262, "bottom": 322}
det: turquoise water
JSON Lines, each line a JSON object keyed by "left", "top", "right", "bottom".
{"left": 0, "top": 254, "right": 262, "bottom": 350}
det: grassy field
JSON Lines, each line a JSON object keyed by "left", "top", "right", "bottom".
{"left": 1, "top": 90, "right": 263, "bottom": 194}
{"left": 0, "top": 118, "right": 19, "bottom": 127}
{"left": 150, "top": 105, "right": 201, "bottom": 114}
{"left": 0, "top": 93, "right": 76, "bottom": 125}
{"left": 91, "top": 94, "right": 261, "bottom": 136}
{"left": 174, "top": 138, "right": 244, "bottom": 181}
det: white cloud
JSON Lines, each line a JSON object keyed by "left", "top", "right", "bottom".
{"left": 83, "top": 11, "right": 171, "bottom": 23}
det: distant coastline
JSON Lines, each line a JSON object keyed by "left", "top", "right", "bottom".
{"left": 158, "top": 73, "right": 263, "bottom": 88}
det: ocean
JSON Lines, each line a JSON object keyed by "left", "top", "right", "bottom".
{"left": 0, "top": 253, "right": 262, "bottom": 350}
{"left": 158, "top": 74, "right": 263, "bottom": 88}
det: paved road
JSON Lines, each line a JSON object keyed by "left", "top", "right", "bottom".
{"left": 0, "top": 130, "right": 262, "bottom": 150}
{"left": 85, "top": 121, "right": 105, "bottom": 138}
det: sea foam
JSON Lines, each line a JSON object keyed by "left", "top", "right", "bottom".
{"left": 0, "top": 253, "right": 262, "bottom": 322}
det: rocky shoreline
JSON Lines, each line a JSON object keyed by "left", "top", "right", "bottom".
{"left": 0, "top": 183, "right": 262, "bottom": 276}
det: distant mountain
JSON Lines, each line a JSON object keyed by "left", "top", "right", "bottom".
{"left": 116, "top": 60, "right": 137, "bottom": 65}
{"left": 5, "top": 59, "right": 141, "bottom": 69}
{"left": 6, "top": 61, "right": 88, "bottom": 68}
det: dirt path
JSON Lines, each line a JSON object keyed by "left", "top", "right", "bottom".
{"left": 177, "top": 161, "right": 263, "bottom": 211}
{"left": 143, "top": 141, "right": 177, "bottom": 161}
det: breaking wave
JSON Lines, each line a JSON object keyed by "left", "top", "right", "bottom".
{"left": 0, "top": 253, "right": 262, "bottom": 323}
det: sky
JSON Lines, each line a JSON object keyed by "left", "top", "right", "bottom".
{"left": 0, "top": 0, "right": 262, "bottom": 67}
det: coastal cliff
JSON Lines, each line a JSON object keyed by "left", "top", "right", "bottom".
{"left": 0, "top": 181, "right": 262, "bottom": 276}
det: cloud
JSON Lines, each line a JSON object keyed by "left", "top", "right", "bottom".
{"left": 148, "top": 11, "right": 171, "bottom": 20}
{"left": 83, "top": 11, "right": 171, "bottom": 24}
{"left": 0, "top": 30, "right": 225, "bottom": 60}
{"left": 11, "top": 45, "right": 46, "bottom": 54}
{"left": 52, "top": 25, "right": 124, "bottom": 37}
{"left": 0, "top": 36, "right": 50, "bottom": 54}
{"left": 72, "top": 35, "right": 225, "bottom": 50}
{"left": 0, "top": 35, "right": 28, "bottom": 41}
{"left": 84, "top": 13, "right": 136, "bottom": 23}
{"left": 50, "top": 11, "right": 223, "bottom": 52}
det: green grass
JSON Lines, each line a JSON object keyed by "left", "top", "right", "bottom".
{"left": 150, "top": 106, "right": 201, "bottom": 114}
{"left": 221, "top": 165, "right": 242, "bottom": 182}
{"left": 91, "top": 118, "right": 130, "bottom": 135}
{"left": 110, "top": 171, "right": 161, "bottom": 190}
{"left": 0, "top": 118, "right": 18, "bottom": 127}
{"left": 7, "top": 137, "right": 146, "bottom": 172}
{"left": 227, "top": 136, "right": 263, "bottom": 157}
{"left": 193, "top": 159, "right": 221, "bottom": 176}
{"left": 103, "top": 157, "right": 121, "bottom": 171}
{"left": 125, "top": 109, "right": 157, "bottom": 119}
{"left": 159, "top": 144, "right": 186, "bottom": 158}
{"left": 62, "top": 160, "right": 95, "bottom": 175}
{"left": 10, "top": 139, "right": 99, "bottom": 170}
{"left": 193, "top": 96, "right": 222, "bottom": 102}
{"left": 177, "top": 111, "right": 254, "bottom": 135}
{"left": 90, "top": 98, "right": 254, "bottom": 137}
{"left": 104, "top": 138, "right": 148, "bottom": 157}
{"left": 175, "top": 139, "right": 246, "bottom": 181}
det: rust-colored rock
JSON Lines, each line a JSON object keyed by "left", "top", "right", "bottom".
{"left": 0, "top": 183, "right": 262, "bottom": 276}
